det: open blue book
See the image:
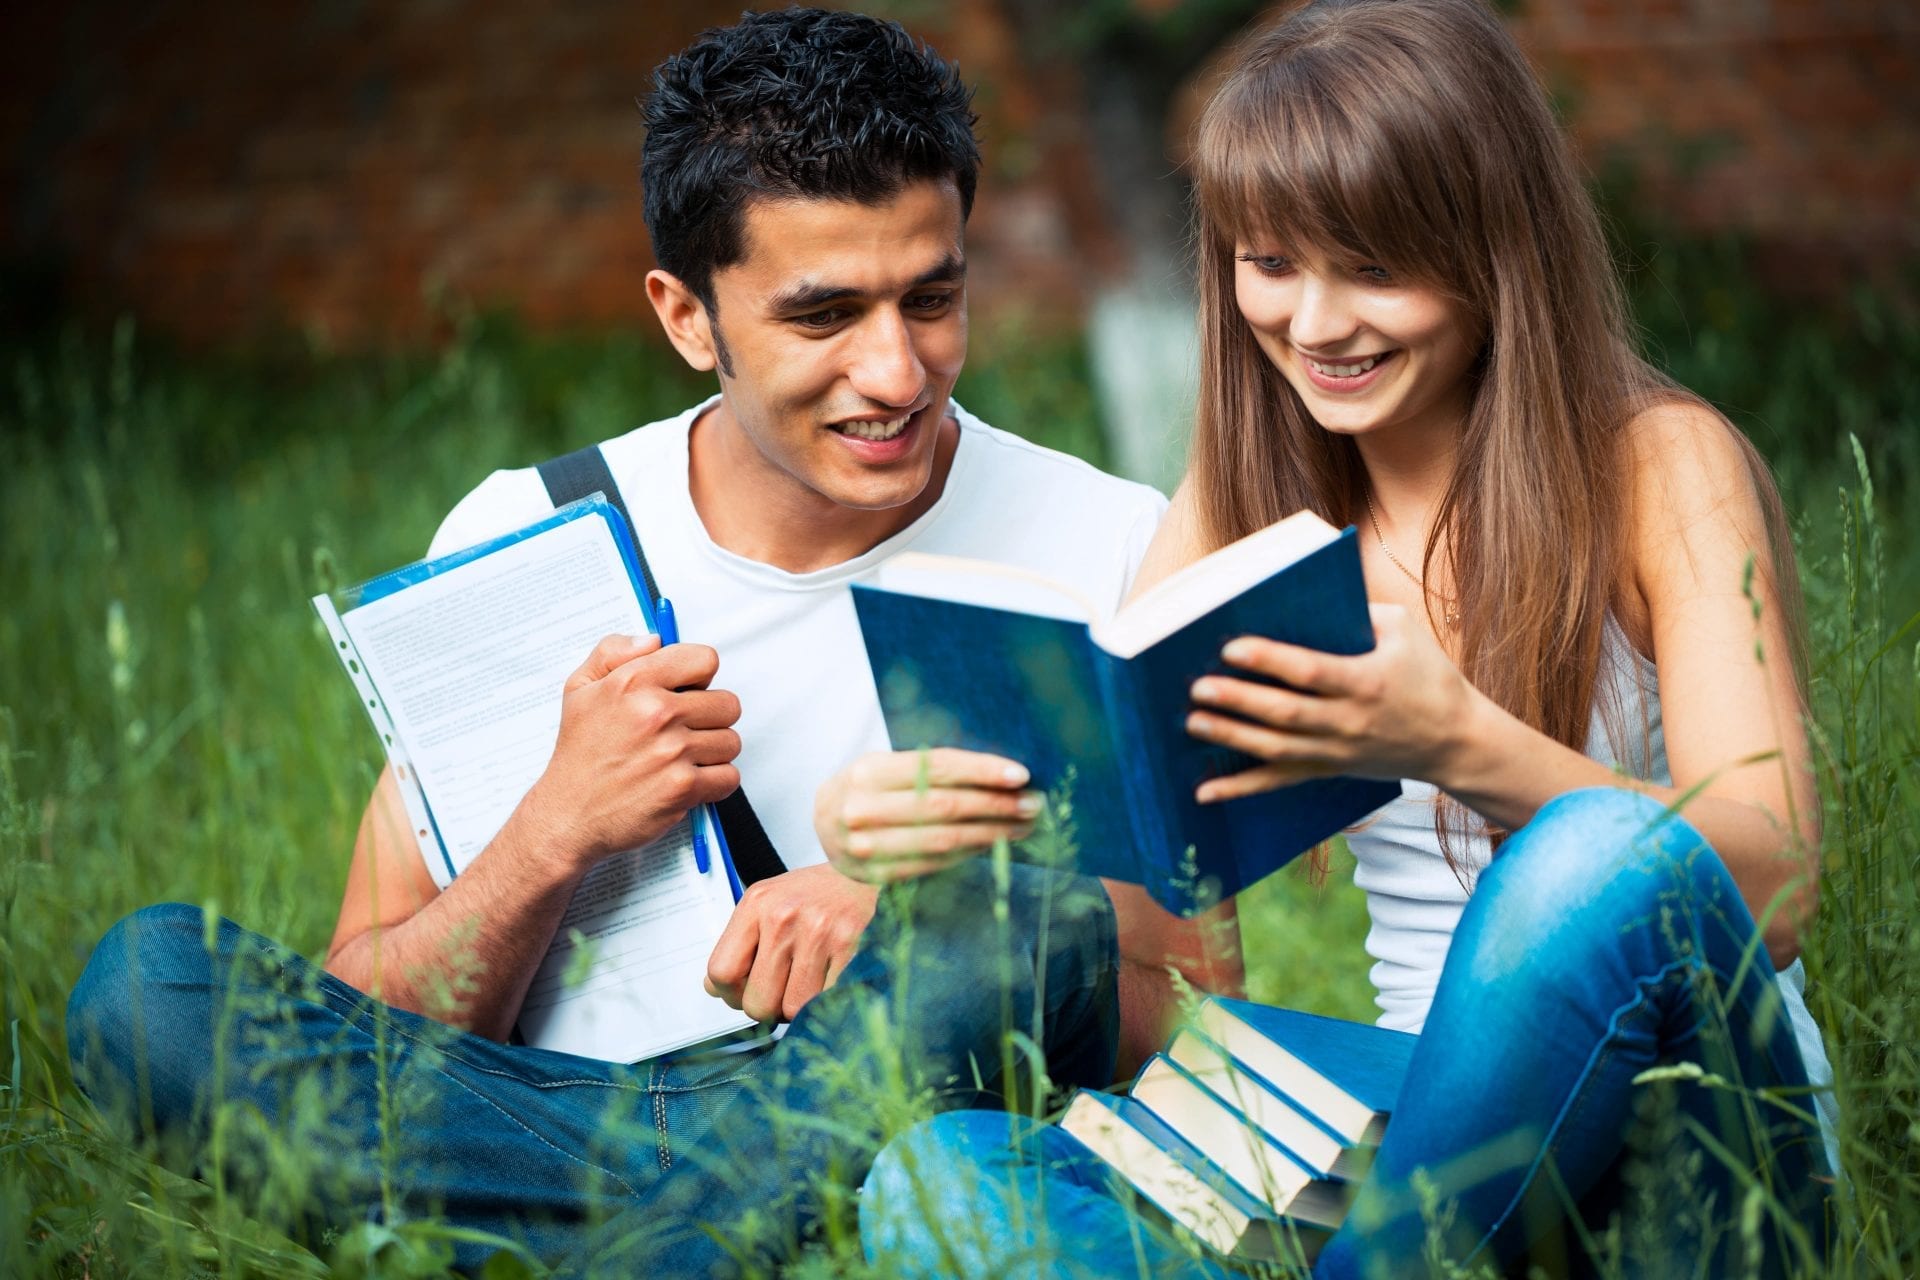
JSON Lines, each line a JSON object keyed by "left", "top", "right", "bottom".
{"left": 312, "top": 497, "right": 754, "bottom": 1063}
{"left": 851, "top": 511, "right": 1403, "bottom": 913}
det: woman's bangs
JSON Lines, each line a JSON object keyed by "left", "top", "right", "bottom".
{"left": 1197, "top": 137, "right": 1330, "bottom": 260}
{"left": 1196, "top": 59, "right": 1453, "bottom": 282}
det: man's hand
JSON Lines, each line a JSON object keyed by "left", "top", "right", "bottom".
{"left": 813, "top": 748, "right": 1042, "bottom": 882}
{"left": 704, "top": 864, "right": 879, "bottom": 1023}
{"left": 520, "top": 633, "right": 744, "bottom": 874}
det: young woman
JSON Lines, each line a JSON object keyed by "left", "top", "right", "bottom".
{"left": 850, "top": 0, "right": 1835, "bottom": 1274}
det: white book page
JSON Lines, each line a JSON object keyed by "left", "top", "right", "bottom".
{"left": 1133, "top": 1059, "right": 1312, "bottom": 1212}
{"left": 517, "top": 811, "right": 745, "bottom": 1061}
{"left": 1095, "top": 511, "right": 1340, "bottom": 658}
{"left": 338, "top": 513, "right": 750, "bottom": 1060}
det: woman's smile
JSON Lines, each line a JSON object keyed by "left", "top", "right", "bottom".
{"left": 1297, "top": 347, "right": 1400, "bottom": 392}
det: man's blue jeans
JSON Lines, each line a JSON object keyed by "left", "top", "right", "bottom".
{"left": 65, "top": 857, "right": 1119, "bottom": 1276}
{"left": 861, "top": 788, "right": 1830, "bottom": 1279}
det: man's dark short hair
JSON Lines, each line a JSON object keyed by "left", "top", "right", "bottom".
{"left": 642, "top": 8, "right": 981, "bottom": 310}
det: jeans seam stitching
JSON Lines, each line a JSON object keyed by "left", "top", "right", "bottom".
{"left": 437, "top": 1067, "right": 640, "bottom": 1198}
{"left": 647, "top": 1071, "right": 755, "bottom": 1093}
{"left": 652, "top": 1060, "right": 672, "bottom": 1173}
{"left": 1471, "top": 954, "right": 1696, "bottom": 1252}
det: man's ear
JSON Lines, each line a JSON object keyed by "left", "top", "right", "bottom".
{"left": 646, "top": 269, "right": 720, "bottom": 374}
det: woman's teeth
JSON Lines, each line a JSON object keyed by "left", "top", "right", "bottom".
{"left": 838, "top": 415, "right": 911, "bottom": 441}
{"left": 1307, "top": 354, "right": 1385, "bottom": 377}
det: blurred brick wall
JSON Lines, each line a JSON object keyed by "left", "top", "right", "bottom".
{"left": 1508, "top": 0, "right": 1919, "bottom": 276}
{"left": 0, "top": 0, "right": 1088, "bottom": 345}
{"left": 2, "top": 1, "right": 1914, "bottom": 348}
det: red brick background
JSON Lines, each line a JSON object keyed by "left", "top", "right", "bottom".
{"left": 2, "top": 1, "right": 1913, "bottom": 348}
{"left": 1509, "top": 0, "right": 1919, "bottom": 271}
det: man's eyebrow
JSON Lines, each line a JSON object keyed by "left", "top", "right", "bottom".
{"left": 765, "top": 254, "right": 967, "bottom": 315}
{"left": 910, "top": 253, "right": 968, "bottom": 288}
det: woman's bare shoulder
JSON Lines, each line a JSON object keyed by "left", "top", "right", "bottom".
{"left": 1623, "top": 400, "right": 1765, "bottom": 526}
{"left": 1621, "top": 398, "right": 1781, "bottom": 609}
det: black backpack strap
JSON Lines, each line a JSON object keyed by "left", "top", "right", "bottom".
{"left": 537, "top": 444, "right": 788, "bottom": 888}
{"left": 537, "top": 445, "right": 660, "bottom": 604}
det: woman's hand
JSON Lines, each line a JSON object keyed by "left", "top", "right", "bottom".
{"left": 813, "top": 748, "right": 1044, "bottom": 882}
{"left": 1186, "top": 603, "right": 1478, "bottom": 802}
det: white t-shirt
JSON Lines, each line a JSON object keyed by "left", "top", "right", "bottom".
{"left": 425, "top": 396, "right": 1167, "bottom": 875}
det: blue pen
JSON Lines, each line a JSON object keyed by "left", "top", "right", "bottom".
{"left": 707, "top": 804, "right": 746, "bottom": 902}
{"left": 655, "top": 596, "right": 712, "bottom": 878}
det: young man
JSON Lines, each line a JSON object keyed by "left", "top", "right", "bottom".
{"left": 68, "top": 10, "right": 1240, "bottom": 1274}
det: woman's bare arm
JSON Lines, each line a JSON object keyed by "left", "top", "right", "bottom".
{"left": 1438, "top": 405, "right": 1819, "bottom": 960}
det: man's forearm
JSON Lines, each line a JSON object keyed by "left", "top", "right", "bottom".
{"left": 1105, "top": 884, "right": 1245, "bottom": 1079}
{"left": 327, "top": 803, "right": 586, "bottom": 1040}
{"left": 1114, "top": 954, "right": 1249, "bottom": 1080}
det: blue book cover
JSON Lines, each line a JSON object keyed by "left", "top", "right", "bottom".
{"left": 850, "top": 517, "right": 1403, "bottom": 913}
{"left": 1211, "top": 999, "right": 1417, "bottom": 1125}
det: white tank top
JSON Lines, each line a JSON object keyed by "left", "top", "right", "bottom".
{"left": 1344, "top": 620, "right": 1838, "bottom": 1160}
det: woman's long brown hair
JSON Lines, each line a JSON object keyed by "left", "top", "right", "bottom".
{"left": 1187, "top": 0, "right": 1805, "bottom": 863}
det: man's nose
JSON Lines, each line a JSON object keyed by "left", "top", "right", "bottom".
{"left": 1289, "top": 275, "right": 1358, "bottom": 354}
{"left": 847, "top": 308, "right": 926, "bottom": 408}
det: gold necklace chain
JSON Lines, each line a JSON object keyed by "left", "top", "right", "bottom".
{"left": 1363, "top": 488, "right": 1461, "bottom": 627}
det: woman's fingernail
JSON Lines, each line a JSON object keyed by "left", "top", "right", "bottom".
{"left": 1003, "top": 763, "right": 1030, "bottom": 786}
{"left": 1192, "top": 678, "right": 1218, "bottom": 700}
{"left": 1016, "top": 792, "right": 1043, "bottom": 817}
{"left": 848, "top": 833, "right": 874, "bottom": 856}
{"left": 1223, "top": 639, "right": 1254, "bottom": 662}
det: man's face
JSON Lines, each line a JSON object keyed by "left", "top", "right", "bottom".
{"left": 701, "top": 180, "right": 968, "bottom": 512}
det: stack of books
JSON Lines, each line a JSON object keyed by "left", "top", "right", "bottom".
{"left": 1059, "top": 999, "right": 1417, "bottom": 1265}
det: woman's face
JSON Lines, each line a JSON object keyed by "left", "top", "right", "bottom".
{"left": 1233, "top": 243, "right": 1481, "bottom": 444}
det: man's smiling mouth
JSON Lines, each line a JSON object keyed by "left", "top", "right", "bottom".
{"left": 832, "top": 414, "right": 913, "bottom": 442}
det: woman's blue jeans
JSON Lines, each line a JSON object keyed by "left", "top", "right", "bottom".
{"left": 860, "top": 788, "right": 1830, "bottom": 1279}
{"left": 65, "top": 858, "right": 1119, "bottom": 1276}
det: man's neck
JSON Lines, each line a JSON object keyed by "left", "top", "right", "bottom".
{"left": 686, "top": 403, "right": 961, "bottom": 574}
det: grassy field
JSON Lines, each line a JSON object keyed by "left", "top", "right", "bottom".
{"left": 3, "top": 223, "right": 1917, "bottom": 1276}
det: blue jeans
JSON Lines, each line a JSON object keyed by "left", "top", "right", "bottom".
{"left": 861, "top": 788, "right": 1830, "bottom": 1279}
{"left": 66, "top": 858, "right": 1119, "bottom": 1276}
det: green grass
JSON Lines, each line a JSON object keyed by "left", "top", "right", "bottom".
{"left": 3, "top": 223, "right": 1917, "bottom": 1276}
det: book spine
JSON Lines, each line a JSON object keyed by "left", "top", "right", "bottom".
{"left": 1093, "top": 651, "right": 1180, "bottom": 908}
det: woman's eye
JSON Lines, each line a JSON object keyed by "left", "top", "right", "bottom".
{"left": 1358, "top": 265, "right": 1394, "bottom": 283}
{"left": 1236, "top": 253, "right": 1294, "bottom": 276}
